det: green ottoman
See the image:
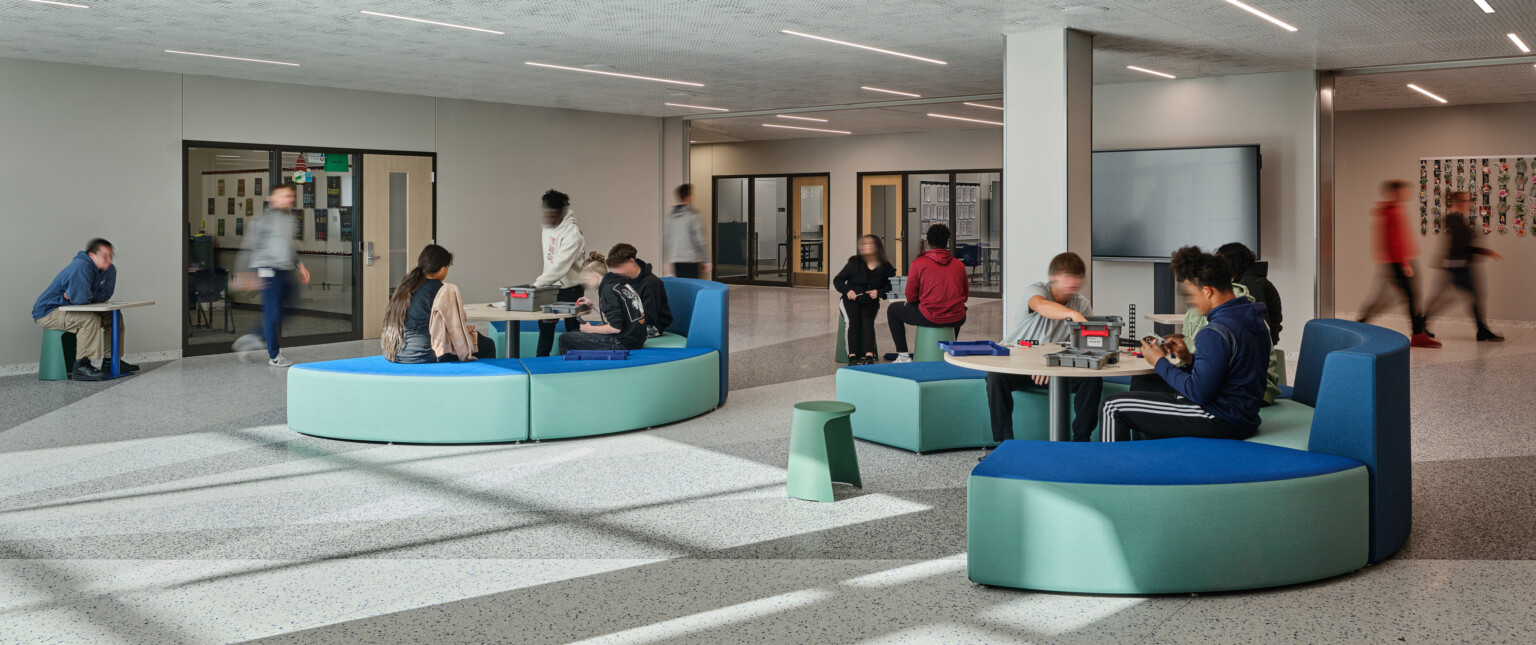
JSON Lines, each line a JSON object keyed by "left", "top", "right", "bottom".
{"left": 787, "top": 400, "right": 861, "bottom": 502}
{"left": 913, "top": 326, "right": 957, "bottom": 362}
{"left": 287, "top": 357, "right": 531, "bottom": 443}
{"left": 836, "top": 362, "right": 1060, "bottom": 452}
{"left": 969, "top": 438, "right": 1370, "bottom": 594}
{"left": 39, "top": 328, "right": 78, "bottom": 381}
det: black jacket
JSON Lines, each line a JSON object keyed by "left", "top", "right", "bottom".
{"left": 628, "top": 260, "right": 673, "bottom": 332}
{"left": 1234, "top": 262, "right": 1282, "bottom": 345}
{"left": 1442, "top": 214, "right": 1494, "bottom": 268}
{"left": 598, "top": 272, "right": 649, "bottom": 349}
{"left": 833, "top": 257, "right": 896, "bottom": 303}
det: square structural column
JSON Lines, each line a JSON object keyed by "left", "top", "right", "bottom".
{"left": 1002, "top": 29, "right": 1093, "bottom": 316}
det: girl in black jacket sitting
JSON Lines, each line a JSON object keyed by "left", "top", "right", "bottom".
{"left": 834, "top": 235, "right": 896, "bottom": 364}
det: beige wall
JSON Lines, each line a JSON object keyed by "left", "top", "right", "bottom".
{"left": 1336, "top": 101, "right": 1536, "bottom": 323}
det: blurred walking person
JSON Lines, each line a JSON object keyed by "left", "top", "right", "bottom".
{"left": 1424, "top": 191, "right": 1504, "bottom": 342}
{"left": 233, "top": 182, "right": 309, "bottom": 366}
{"left": 1357, "top": 179, "right": 1439, "bottom": 348}
{"left": 666, "top": 183, "right": 710, "bottom": 279}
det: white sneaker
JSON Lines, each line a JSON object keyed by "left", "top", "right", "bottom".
{"left": 893, "top": 353, "right": 913, "bottom": 364}
{"left": 268, "top": 354, "right": 294, "bottom": 368}
{"left": 232, "top": 334, "right": 263, "bottom": 352}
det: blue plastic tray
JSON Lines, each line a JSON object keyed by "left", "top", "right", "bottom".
{"left": 938, "top": 340, "right": 1011, "bottom": 357}
{"left": 563, "top": 350, "right": 630, "bottom": 361}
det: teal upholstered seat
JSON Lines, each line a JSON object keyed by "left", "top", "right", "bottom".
{"left": 521, "top": 348, "right": 719, "bottom": 440}
{"left": 288, "top": 357, "right": 531, "bottom": 444}
{"left": 837, "top": 362, "right": 1057, "bottom": 452}
{"left": 487, "top": 320, "right": 685, "bottom": 357}
{"left": 1250, "top": 399, "right": 1314, "bottom": 451}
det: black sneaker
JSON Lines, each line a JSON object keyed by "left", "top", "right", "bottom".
{"left": 1477, "top": 329, "right": 1505, "bottom": 342}
{"left": 118, "top": 360, "right": 140, "bottom": 373}
{"left": 71, "top": 358, "right": 105, "bottom": 382}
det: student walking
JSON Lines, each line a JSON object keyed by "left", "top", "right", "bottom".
{"left": 886, "top": 224, "right": 967, "bottom": 363}
{"left": 380, "top": 245, "right": 495, "bottom": 363}
{"left": 534, "top": 189, "right": 588, "bottom": 357}
{"left": 833, "top": 235, "right": 896, "bottom": 365}
{"left": 233, "top": 183, "right": 309, "bottom": 367}
{"left": 33, "top": 239, "right": 135, "bottom": 381}
{"left": 1358, "top": 180, "right": 1439, "bottom": 348}
{"left": 1424, "top": 191, "right": 1504, "bottom": 342}
{"left": 666, "top": 184, "right": 710, "bottom": 279}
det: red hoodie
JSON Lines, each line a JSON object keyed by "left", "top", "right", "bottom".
{"left": 906, "top": 248, "right": 968, "bottom": 324}
{"left": 1371, "top": 201, "right": 1417, "bottom": 267}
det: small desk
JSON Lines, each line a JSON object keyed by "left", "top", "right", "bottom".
{"left": 1144, "top": 313, "right": 1185, "bottom": 326}
{"left": 945, "top": 342, "right": 1157, "bottom": 442}
{"left": 56, "top": 301, "right": 154, "bottom": 380}
{"left": 462, "top": 304, "right": 589, "bottom": 358}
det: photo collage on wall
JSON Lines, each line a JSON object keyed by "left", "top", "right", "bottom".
{"left": 1419, "top": 155, "right": 1536, "bottom": 237}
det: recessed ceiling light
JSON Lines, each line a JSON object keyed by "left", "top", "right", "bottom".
{"left": 963, "top": 102, "right": 1005, "bottom": 111}
{"left": 781, "top": 30, "right": 946, "bottom": 65}
{"left": 665, "top": 103, "right": 729, "bottom": 112}
{"left": 22, "top": 0, "right": 89, "bottom": 7}
{"left": 1062, "top": 6, "right": 1109, "bottom": 16}
{"left": 763, "top": 124, "right": 852, "bottom": 135}
{"left": 928, "top": 113, "right": 1003, "bottom": 126}
{"left": 1127, "top": 65, "right": 1177, "bottom": 79}
{"left": 861, "top": 86, "right": 921, "bottom": 98}
{"left": 1220, "top": 0, "right": 1298, "bottom": 32}
{"left": 1509, "top": 33, "right": 1531, "bottom": 53}
{"left": 165, "top": 50, "right": 300, "bottom": 66}
{"left": 525, "top": 62, "right": 703, "bottom": 87}
{"left": 359, "top": 11, "right": 504, "bottom": 35}
{"left": 1473, "top": 0, "right": 1495, "bottom": 12}
{"left": 1407, "top": 84, "right": 1448, "bottom": 104}
{"left": 777, "top": 115, "right": 829, "bottom": 122}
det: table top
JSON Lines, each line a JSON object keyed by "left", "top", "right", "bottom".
{"left": 56, "top": 300, "right": 154, "bottom": 312}
{"left": 462, "top": 303, "right": 589, "bottom": 322}
{"left": 943, "top": 342, "right": 1158, "bottom": 377}
{"left": 1145, "top": 313, "right": 1185, "bottom": 325}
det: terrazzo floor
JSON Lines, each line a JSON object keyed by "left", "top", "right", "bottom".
{"left": 2, "top": 286, "right": 1533, "bottom": 644}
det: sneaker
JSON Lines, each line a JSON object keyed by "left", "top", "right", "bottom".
{"left": 268, "top": 354, "right": 294, "bottom": 367}
{"left": 1410, "top": 333, "right": 1443, "bottom": 348}
{"left": 862, "top": 355, "right": 878, "bottom": 365}
{"left": 232, "top": 334, "right": 264, "bottom": 352}
{"left": 117, "top": 360, "right": 140, "bottom": 373}
{"left": 71, "top": 358, "right": 105, "bottom": 382}
{"left": 1477, "top": 329, "right": 1505, "bottom": 342}
{"left": 893, "top": 353, "right": 913, "bottom": 364}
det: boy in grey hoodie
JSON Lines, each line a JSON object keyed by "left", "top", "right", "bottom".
{"left": 666, "top": 184, "right": 709, "bottom": 279}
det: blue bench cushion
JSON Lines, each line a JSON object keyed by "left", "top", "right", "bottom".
{"left": 842, "top": 361, "right": 986, "bottom": 383}
{"left": 973, "top": 437, "right": 1363, "bottom": 486}
{"left": 292, "top": 356, "right": 528, "bottom": 376}
{"left": 520, "top": 347, "right": 714, "bottom": 374}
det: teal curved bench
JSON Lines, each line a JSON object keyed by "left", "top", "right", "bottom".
{"left": 522, "top": 348, "right": 720, "bottom": 440}
{"left": 288, "top": 357, "right": 531, "bottom": 444}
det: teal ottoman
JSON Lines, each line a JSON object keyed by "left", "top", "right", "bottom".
{"left": 287, "top": 357, "right": 531, "bottom": 443}
{"left": 968, "top": 437, "right": 1370, "bottom": 594}
{"left": 836, "top": 362, "right": 1055, "bottom": 453}
{"left": 522, "top": 348, "right": 720, "bottom": 440}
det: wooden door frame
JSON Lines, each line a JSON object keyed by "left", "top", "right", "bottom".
{"left": 858, "top": 174, "right": 904, "bottom": 276}
{"left": 709, "top": 172, "right": 831, "bottom": 288}
{"left": 789, "top": 175, "right": 831, "bottom": 288}
{"left": 361, "top": 153, "right": 436, "bottom": 339}
{"left": 856, "top": 168, "right": 1003, "bottom": 297}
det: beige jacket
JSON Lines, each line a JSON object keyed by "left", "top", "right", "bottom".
{"left": 429, "top": 282, "right": 479, "bottom": 360}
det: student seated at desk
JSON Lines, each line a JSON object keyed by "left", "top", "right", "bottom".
{"left": 628, "top": 256, "right": 673, "bottom": 338}
{"left": 988, "top": 252, "right": 1102, "bottom": 442}
{"left": 1103, "top": 246, "right": 1271, "bottom": 442}
{"left": 381, "top": 245, "right": 494, "bottom": 363}
{"left": 887, "top": 224, "right": 967, "bottom": 363}
{"left": 558, "top": 243, "right": 649, "bottom": 353}
{"left": 33, "top": 238, "right": 135, "bottom": 381}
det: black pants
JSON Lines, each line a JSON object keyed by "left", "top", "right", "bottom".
{"left": 1100, "top": 391, "right": 1252, "bottom": 442}
{"left": 558, "top": 332, "right": 633, "bottom": 353}
{"left": 439, "top": 335, "right": 497, "bottom": 362}
{"left": 1359, "top": 262, "right": 1425, "bottom": 334}
{"left": 886, "top": 301, "right": 964, "bottom": 354}
{"left": 1424, "top": 267, "right": 1489, "bottom": 332}
{"left": 674, "top": 262, "right": 701, "bottom": 279}
{"left": 987, "top": 373, "right": 1104, "bottom": 443}
{"left": 841, "top": 298, "right": 880, "bottom": 357}
{"left": 536, "top": 286, "right": 586, "bottom": 357}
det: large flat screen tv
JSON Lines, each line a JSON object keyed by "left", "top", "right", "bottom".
{"left": 1092, "top": 145, "right": 1260, "bottom": 262}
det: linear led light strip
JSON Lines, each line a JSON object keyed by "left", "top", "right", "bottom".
{"left": 359, "top": 10, "right": 504, "bottom": 35}
{"left": 861, "top": 86, "right": 920, "bottom": 97}
{"left": 777, "top": 115, "right": 828, "bottom": 122}
{"left": 1127, "top": 65, "right": 1177, "bottom": 79}
{"left": 526, "top": 62, "right": 703, "bottom": 87}
{"left": 1407, "top": 84, "right": 1448, "bottom": 104}
{"left": 1510, "top": 34, "right": 1531, "bottom": 53}
{"left": 22, "top": 0, "right": 89, "bottom": 7}
{"left": 963, "top": 102, "right": 1004, "bottom": 111}
{"left": 1474, "top": 0, "right": 1495, "bottom": 12}
{"left": 665, "top": 103, "right": 728, "bottom": 111}
{"left": 165, "top": 50, "right": 300, "bottom": 66}
{"left": 781, "top": 30, "right": 946, "bottom": 65}
{"left": 763, "top": 124, "right": 851, "bottom": 135}
{"left": 1221, "top": 0, "right": 1298, "bottom": 32}
{"left": 928, "top": 113, "right": 1003, "bottom": 126}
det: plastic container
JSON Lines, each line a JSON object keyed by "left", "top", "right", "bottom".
{"left": 885, "top": 276, "right": 908, "bottom": 299}
{"left": 542, "top": 302, "right": 584, "bottom": 315}
{"left": 502, "top": 284, "right": 558, "bottom": 312}
{"left": 563, "top": 350, "right": 630, "bottom": 361}
{"left": 938, "top": 340, "right": 1011, "bottom": 357}
{"left": 1044, "top": 348, "right": 1120, "bottom": 370}
{"left": 1066, "top": 315, "right": 1125, "bottom": 352}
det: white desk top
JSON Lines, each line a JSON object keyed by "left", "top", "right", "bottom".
{"left": 1145, "top": 313, "right": 1185, "bottom": 325}
{"left": 462, "top": 303, "right": 589, "bottom": 322}
{"left": 943, "top": 342, "right": 1158, "bottom": 378}
{"left": 56, "top": 301, "right": 154, "bottom": 313}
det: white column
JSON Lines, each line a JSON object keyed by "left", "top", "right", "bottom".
{"left": 1002, "top": 29, "right": 1093, "bottom": 320}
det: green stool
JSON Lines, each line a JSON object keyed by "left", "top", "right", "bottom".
{"left": 39, "top": 328, "right": 77, "bottom": 381}
{"left": 787, "top": 401, "right": 861, "bottom": 502}
{"left": 913, "top": 326, "right": 957, "bottom": 362}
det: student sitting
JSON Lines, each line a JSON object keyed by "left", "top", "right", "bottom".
{"left": 833, "top": 234, "right": 895, "bottom": 365}
{"left": 628, "top": 256, "right": 673, "bottom": 338}
{"left": 1102, "top": 246, "right": 1271, "bottom": 442}
{"left": 988, "top": 252, "right": 1103, "bottom": 442}
{"left": 33, "top": 238, "right": 134, "bottom": 381}
{"left": 381, "top": 245, "right": 494, "bottom": 363}
{"left": 887, "top": 223, "right": 967, "bottom": 363}
{"left": 559, "top": 243, "right": 649, "bottom": 353}
{"left": 1216, "top": 242, "right": 1282, "bottom": 345}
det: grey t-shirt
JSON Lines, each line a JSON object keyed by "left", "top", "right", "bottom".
{"left": 1005, "top": 280, "right": 1092, "bottom": 344}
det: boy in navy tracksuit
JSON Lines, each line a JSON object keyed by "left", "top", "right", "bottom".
{"left": 1101, "top": 246, "right": 1271, "bottom": 442}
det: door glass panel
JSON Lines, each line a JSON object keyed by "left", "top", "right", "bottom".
{"left": 389, "top": 172, "right": 408, "bottom": 292}
{"left": 752, "top": 177, "right": 789, "bottom": 283}
{"left": 713, "top": 177, "right": 750, "bottom": 280}
{"left": 956, "top": 172, "right": 1002, "bottom": 295}
{"left": 278, "top": 150, "right": 356, "bottom": 340}
{"left": 185, "top": 147, "right": 271, "bottom": 350}
{"left": 797, "top": 181, "right": 824, "bottom": 273}
{"left": 907, "top": 173, "right": 950, "bottom": 269}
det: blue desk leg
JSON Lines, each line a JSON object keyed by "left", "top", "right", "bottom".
{"left": 109, "top": 310, "right": 122, "bottom": 378}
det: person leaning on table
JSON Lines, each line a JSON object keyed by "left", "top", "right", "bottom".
{"left": 32, "top": 238, "right": 137, "bottom": 381}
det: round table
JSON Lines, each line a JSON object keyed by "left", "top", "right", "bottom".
{"left": 944, "top": 343, "right": 1158, "bottom": 442}
{"left": 462, "top": 303, "right": 590, "bottom": 358}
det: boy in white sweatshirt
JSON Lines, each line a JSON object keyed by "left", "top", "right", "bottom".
{"left": 534, "top": 189, "right": 587, "bottom": 357}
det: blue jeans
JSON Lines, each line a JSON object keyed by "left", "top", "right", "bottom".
{"left": 253, "top": 269, "right": 293, "bottom": 359}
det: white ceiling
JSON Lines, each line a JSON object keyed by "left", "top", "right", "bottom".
{"left": 688, "top": 102, "right": 1003, "bottom": 143}
{"left": 3, "top": 0, "right": 1535, "bottom": 119}
{"left": 1336, "top": 63, "right": 1536, "bottom": 111}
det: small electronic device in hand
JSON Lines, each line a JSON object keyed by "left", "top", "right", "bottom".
{"left": 1141, "top": 334, "right": 1166, "bottom": 347}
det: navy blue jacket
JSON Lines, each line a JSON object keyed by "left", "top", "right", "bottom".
{"left": 1154, "top": 297, "right": 1271, "bottom": 432}
{"left": 33, "top": 251, "right": 116, "bottom": 320}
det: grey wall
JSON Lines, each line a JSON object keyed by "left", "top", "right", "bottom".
{"left": 0, "top": 57, "right": 662, "bottom": 368}
{"left": 1336, "top": 101, "right": 1536, "bottom": 323}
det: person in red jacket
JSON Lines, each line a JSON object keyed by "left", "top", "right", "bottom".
{"left": 1358, "top": 179, "right": 1439, "bottom": 348}
{"left": 887, "top": 223, "right": 968, "bottom": 362}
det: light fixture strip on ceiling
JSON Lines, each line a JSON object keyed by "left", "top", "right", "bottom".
{"left": 928, "top": 113, "right": 1003, "bottom": 126}
{"left": 1473, "top": 0, "right": 1495, "bottom": 12}
{"left": 861, "top": 86, "right": 921, "bottom": 98}
{"left": 1127, "top": 65, "right": 1177, "bottom": 79}
{"left": 164, "top": 50, "right": 301, "bottom": 66}
{"left": 763, "top": 124, "right": 852, "bottom": 134}
{"left": 963, "top": 102, "right": 1004, "bottom": 110}
{"left": 781, "top": 30, "right": 946, "bottom": 65}
{"left": 665, "top": 103, "right": 729, "bottom": 111}
{"left": 358, "top": 10, "right": 505, "bottom": 35}
{"left": 21, "top": 0, "right": 89, "bottom": 7}
{"left": 525, "top": 62, "right": 703, "bottom": 87}
{"left": 777, "top": 115, "right": 829, "bottom": 122}
{"left": 1220, "top": 0, "right": 1299, "bottom": 32}
{"left": 1509, "top": 34, "right": 1531, "bottom": 54}
{"left": 1407, "top": 84, "right": 1449, "bottom": 103}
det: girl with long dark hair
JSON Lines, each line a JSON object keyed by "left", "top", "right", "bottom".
{"left": 833, "top": 234, "right": 896, "bottom": 364}
{"left": 381, "top": 245, "right": 495, "bottom": 363}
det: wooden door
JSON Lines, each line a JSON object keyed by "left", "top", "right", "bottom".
{"left": 789, "top": 175, "right": 830, "bottom": 288}
{"left": 361, "top": 154, "right": 433, "bottom": 339}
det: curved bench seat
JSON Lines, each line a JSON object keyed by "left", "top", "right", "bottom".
{"left": 288, "top": 357, "right": 531, "bottom": 444}
{"left": 488, "top": 320, "right": 687, "bottom": 356}
{"left": 521, "top": 348, "right": 719, "bottom": 440}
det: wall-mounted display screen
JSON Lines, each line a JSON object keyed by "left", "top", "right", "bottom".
{"left": 1092, "top": 145, "right": 1260, "bottom": 261}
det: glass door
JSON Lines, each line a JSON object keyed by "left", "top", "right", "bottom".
{"left": 906, "top": 173, "right": 951, "bottom": 272}
{"left": 278, "top": 150, "right": 360, "bottom": 341}
{"left": 956, "top": 171, "right": 1003, "bottom": 297}
{"left": 184, "top": 146, "right": 272, "bottom": 353}
{"left": 790, "top": 175, "right": 829, "bottom": 288}
{"left": 713, "top": 177, "right": 750, "bottom": 281}
{"left": 752, "top": 177, "right": 790, "bottom": 284}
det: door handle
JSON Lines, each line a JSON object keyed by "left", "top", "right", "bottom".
{"left": 365, "top": 241, "right": 381, "bottom": 266}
